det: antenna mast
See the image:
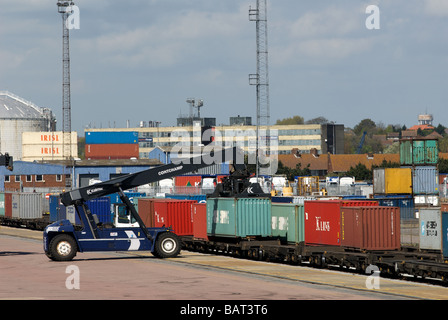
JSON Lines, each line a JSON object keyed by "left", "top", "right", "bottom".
{"left": 249, "top": 0, "right": 270, "bottom": 176}
{"left": 57, "top": 0, "right": 74, "bottom": 160}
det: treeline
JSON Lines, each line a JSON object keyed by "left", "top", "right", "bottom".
{"left": 275, "top": 115, "right": 448, "bottom": 154}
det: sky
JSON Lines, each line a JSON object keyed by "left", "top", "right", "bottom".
{"left": 1, "top": 0, "right": 448, "bottom": 135}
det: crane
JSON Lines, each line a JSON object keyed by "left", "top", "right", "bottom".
{"left": 357, "top": 131, "right": 367, "bottom": 154}
{"left": 43, "top": 147, "right": 266, "bottom": 261}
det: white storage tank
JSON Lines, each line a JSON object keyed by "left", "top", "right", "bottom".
{"left": 0, "top": 91, "right": 56, "bottom": 160}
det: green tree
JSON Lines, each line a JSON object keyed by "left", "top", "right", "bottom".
{"left": 275, "top": 115, "right": 304, "bottom": 125}
{"left": 438, "top": 158, "right": 448, "bottom": 174}
{"left": 345, "top": 163, "right": 372, "bottom": 181}
{"left": 354, "top": 119, "right": 376, "bottom": 136}
{"left": 276, "top": 161, "right": 311, "bottom": 181}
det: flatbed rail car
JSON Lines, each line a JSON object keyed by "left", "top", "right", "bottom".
{"left": 180, "top": 235, "right": 448, "bottom": 284}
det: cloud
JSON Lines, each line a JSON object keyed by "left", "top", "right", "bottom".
{"left": 78, "top": 5, "right": 249, "bottom": 69}
{"left": 425, "top": 0, "right": 448, "bottom": 16}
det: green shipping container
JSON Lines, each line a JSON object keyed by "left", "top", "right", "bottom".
{"left": 207, "top": 198, "right": 271, "bottom": 238}
{"left": 400, "top": 139, "right": 438, "bottom": 166}
{"left": 271, "top": 203, "right": 304, "bottom": 244}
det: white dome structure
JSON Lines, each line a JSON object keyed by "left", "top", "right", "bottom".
{"left": 0, "top": 91, "right": 56, "bottom": 160}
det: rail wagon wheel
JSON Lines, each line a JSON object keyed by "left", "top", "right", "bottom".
{"left": 48, "top": 234, "right": 77, "bottom": 261}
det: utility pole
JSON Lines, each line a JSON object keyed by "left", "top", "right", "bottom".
{"left": 249, "top": 0, "right": 270, "bottom": 177}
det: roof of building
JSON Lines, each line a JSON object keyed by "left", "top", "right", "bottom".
{"left": 39, "top": 158, "right": 164, "bottom": 167}
{"left": 279, "top": 153, "right": 401, "bottom": 174}
{"left": 408, "top": 124, "right": 435, "bottom": 131}
{"left": 0, "top": 91, "right": 50, "bottom": 119}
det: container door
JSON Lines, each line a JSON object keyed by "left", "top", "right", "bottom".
{"left": 419, "top": 208, "right": 441, "bottom": 251}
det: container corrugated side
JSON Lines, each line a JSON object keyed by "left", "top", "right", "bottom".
{"left": 4, "top": 193, "right": 12, "bottom": 218}
{"left": 165, "top": 194, "right": 207, "bottom": 203}
{"left": 11, "top": 193, "right": 43, "bottom": 219}
{"left": 373, "top": 168, "right": 412, "bottom": 194}
{"left": 153, "top": 199, "right": 196, "bottom": 236}
{"left": 341, "top": 206, "right": 401, "bottom": 251}
{"left": 192, "top": 203, "right": 207, "bottom": 240}
{"left": 207, "top": 198, "right": 271, "bottom": 238}
{"left": 442, "top": 212, "right": 448, "bottom": 258}
{"left": 135, "top": 198, "right": 156, "bottom": 228}
{"left": 400, "top": 139, "right": 439, "bottom": 166}
{"left": 411, "top": 166, "right": 439, "bottom": 195}
{"left": 373, "top": 195, "right": 415, "bottom": 220}
{"left": 85, "top": 144, "right": 139, "bottom": 159}
{"left": 419, "top": 207, "right": 442, "bottom": 251}
{"left": 304, "top": 200, "right": 378, "bottom": 246}
{"left": 207, "top": 198, "right": 235, "bottom": 237}
{"left": 271, "top": 203, "right": 304, "bottom": 244}
{"left": 236, "top": 198, "right": 271, "bottom": 238}
{"left": 87, "top": 197, "right": 112, "bottom": 224}
{"left": 85, "top": 131, "right": 138, "bottom": 145}
{"left": 74, "top": 197, "right": 112, "bottom": 225}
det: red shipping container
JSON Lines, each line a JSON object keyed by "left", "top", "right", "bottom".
{"left": 5, "top": 192, "right": 12, "bottom": 218}
{"left": 341, "top": 206, "right": 401, "bottom": 251}
{"left": 153, "top": 199, "right": 195, "bottom": 236}
{"left": 174, "top": 175, "right": 202, "bottom": 187}
{"left": 85, "top": 144, "right": 139, "bottom": 159}
{"left": 192, "top": 203, "right": 208, "bottom": 240}
{"left": 136, "top": 198, "right": 155, "bottom": 227}
{"left": 138, "top": 199, "right": 195, "bottom": 236}
{"left": 304, "top": 200, "right": 377, "bottom": 246}
{"left": 442, "top": 202, "right": 448, "bottom": 213}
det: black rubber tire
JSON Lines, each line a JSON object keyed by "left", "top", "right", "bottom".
{"left": 153, "top": 232, "right": 181, "bottom": 258}
{"left": 48, "top": 234, "right": 77, "bottom": 261}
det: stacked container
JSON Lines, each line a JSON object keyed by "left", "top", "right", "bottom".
{"left": 399, "top": 138, "right": 438, "bottom": 166}
{"left": 206, "top": 198, "right": 271, "bottom": 238}
{"left": 373, "top": 168, "right": 412, "bottom": 195}
{"left": 85, "top": 131, "right": 139, "bottom": 160}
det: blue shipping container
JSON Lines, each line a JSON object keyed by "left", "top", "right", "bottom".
{"left": 271, "top": 196, "right": 293, "bottom": 203}
{"left": 49, "top": 195, "right": 60, "bottom": 222}
{"left": 373, "top": 195, "right": 415, "bottom": 220}
{"left": 75, "top": 197, "right": 112, "bottom": 225}
{"left": 85, "top": 131, "right": 138, "bottom": 145}
{"left": 165, "top": 194, "right": 207, "bottom": 203}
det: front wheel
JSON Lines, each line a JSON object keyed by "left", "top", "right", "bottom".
{"left": 48, "top": 234, "right": 77, "bottom": 261}
{"left": 153, "top": 232, "right": 181, "bottom": 258}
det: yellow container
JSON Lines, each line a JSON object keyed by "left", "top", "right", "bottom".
{"left": 373, "top": 168, "right": 412, "bottom": 194}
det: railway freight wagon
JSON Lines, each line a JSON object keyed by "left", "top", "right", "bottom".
{"left": 0, "top": 192, "right": 48, "bottom": 230}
